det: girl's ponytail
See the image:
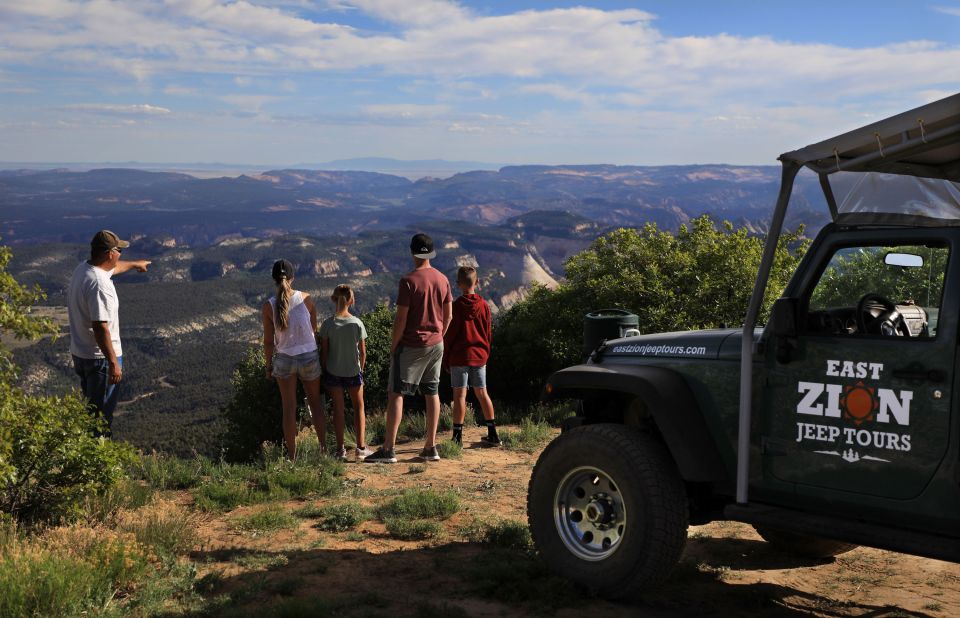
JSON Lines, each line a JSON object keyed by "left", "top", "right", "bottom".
{"left": 271, "top": 259, "right": 295, "bottom": 331}
{"left": 275, "top": 276, "right": 292, "bottom": 330}
{"left": 331, "top": 284, "right": 353, "bottom": 314}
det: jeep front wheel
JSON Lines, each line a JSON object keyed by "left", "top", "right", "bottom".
{"left": 527, "top": 424, "right": 688, "bottom": 597}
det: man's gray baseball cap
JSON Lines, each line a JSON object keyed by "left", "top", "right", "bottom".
{"left": 410, "top": 233, "right": 436, "bottom": 260}
{"left": 91, "top": 230, "right": 130, "bottom": 252}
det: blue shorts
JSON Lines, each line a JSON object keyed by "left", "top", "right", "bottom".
{"left": 324, "top": 372, "right": 363, "bottom": 389}
{"left": 450, "top": 365, "right": 487, "bottom": 389}
{"left": 273, "top": 351, "right": 321, "bottom": 381}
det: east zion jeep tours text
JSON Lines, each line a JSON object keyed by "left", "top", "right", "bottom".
{"left": 794, "top": 360, "right": 913, "bottom": 462}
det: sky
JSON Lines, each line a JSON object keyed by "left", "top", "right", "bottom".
{"left": 0, "top": 0, "right": 957, "bottom": 167}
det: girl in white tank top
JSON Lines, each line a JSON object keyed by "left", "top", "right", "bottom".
{"left": 269, "top": 291, "right": 317, "bottom": 356}
{"left": 262, "top": 259, "right": 327, "bottom": 460}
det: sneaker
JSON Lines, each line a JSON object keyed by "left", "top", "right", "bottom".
{"left": 355, "top": 446, "right": 374, "bottom": 461}
{"left": 419, "top": 446, "right": 441, "bottom": 462}
{"left": 480, "top": 435, "right": 503, "bottom": 446}
{"left": 335, "top": 447, "right": 348, "bottom": 461}
{"left": 363, "top": 447, "right": 397, "bottom": 464}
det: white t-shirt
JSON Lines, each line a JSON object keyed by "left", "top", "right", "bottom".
{"left": 67, "top": 261, "right": 122, "bottom": 359}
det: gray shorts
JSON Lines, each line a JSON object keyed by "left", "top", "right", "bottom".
{"left": 388, "top": 343, "right": 443, "bottom": 396}
{"left": 273, "top": 350, "right": 321, "bottom": 381}
{"left": 450, "top": 365, "right": 487, "bottom": 389}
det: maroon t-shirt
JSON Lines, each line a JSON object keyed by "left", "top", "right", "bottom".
{"left": 396, "top": 267, "right": 453, "bottom": 347}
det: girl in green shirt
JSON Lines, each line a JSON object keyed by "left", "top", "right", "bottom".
{"left": 319, "top": 285, "right": 371, "bottom": 461}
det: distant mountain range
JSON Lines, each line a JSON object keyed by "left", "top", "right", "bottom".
{"left": 0, "top": 164, "right": 831, "bottom": 248}
{"left": 0, "top": 157, "right": 502, "bottom": 179}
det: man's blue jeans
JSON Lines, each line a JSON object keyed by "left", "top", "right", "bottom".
{"left": 72, "top": 355, "right": 122, "bottom": 436}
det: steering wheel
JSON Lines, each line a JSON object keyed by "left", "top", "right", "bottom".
{"left": 856, "top": 293, "right": 906, "bottom": 336}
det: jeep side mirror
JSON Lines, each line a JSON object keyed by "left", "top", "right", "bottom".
{"left": 771, "top": 297, "right": 800, "bottom": 338}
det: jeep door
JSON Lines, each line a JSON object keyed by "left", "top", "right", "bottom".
{"left": 760, "top": 230, "right": 956, "bottom": 514}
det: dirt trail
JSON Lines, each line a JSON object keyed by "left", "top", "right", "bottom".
{"left": 190, "top": 425, "right": 960, "bottom": 617}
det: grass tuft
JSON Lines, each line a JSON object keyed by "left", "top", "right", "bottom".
{"left": 482, "top": 519, "right": 533, "bottom": 550}
{"left": 83, "top": 478, "right": 154, "bottom": 524}
{"left": 133, "top": 452, "right": 206, "bottom": 490}
{"left": 407, "top": 464, "right": 427, "bottom": 474}
{"left": 230, "top": 504, "right": 299, "bottom": 535}
{"left": 291, "top": 503, "right": 325, "bottom": 519}
{"left": 414, "top": 600, "right": 470, "bottom": 618}
{"left": 499, "top": 418, "right": 552, "bottom": 453}
{"left": 385, "top": 518, "right": 443, "bottom": 541}
{"left": 379, "top": 489, "right": 459, "bottom": 520}
{"left": 119, "top": 499, "right": 199, "bottom": 556}
{"left": 436, "top": 439, "right": 462, "bottom": 460}
{"left": 315, "top": 503, "right": 370, "bottom": 532}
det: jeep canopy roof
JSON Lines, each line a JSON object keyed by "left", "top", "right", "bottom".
{"left": 782, "top": 93, "right": 960, "bottom": 182}
{"left": 782, "top": 93, "right": 960, "bottom": 226}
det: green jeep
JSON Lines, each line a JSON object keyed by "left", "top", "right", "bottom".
{"left": 527, "top": 93, "right": 960, "bottom": 596}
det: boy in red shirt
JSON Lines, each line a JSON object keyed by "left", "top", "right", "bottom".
{"left": 444, "top": 266, "right": 499, "bottom": 446}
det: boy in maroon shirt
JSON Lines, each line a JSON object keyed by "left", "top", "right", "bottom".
{"left": 444, "top": 266, "right": 500, "bottom": 446}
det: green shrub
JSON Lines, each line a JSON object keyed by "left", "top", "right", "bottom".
{"left": 0, "top": 387, "right": 135, "bottom": 525}
{"left": 499, "top": 418, "right": 552, "bottom": 453}
{"left": 0, "top": 245, "right": 58, "bottom": 489}
{"left": 359, "top": 304, "right": 395, "bottom": 406}
{"left": 438, "top": 404, "right": 454, "bottom": 432}
{"left": 488, "top": 218, "right": 807, "bottom": 405}
{"left": 407, "top": 464, "right": 426, "bottom": 474}
{"left": 399, "top": 413, "right": 427, "bottom": 440}
{"left": 221, "top": 347, "right": 309, "bottom": 463}
{"left": 0, "top": 528, "right": 151, "bottom": 618}
{"left": 365, "top": 414, "right": 387, "bottom": 445}
{"left": 316, "top": 503, "right": 369, "bottom": 532}
{"left": 385, "top": 518, "right": 443, "bottom": 541}
{"left": 380, "top": 489, "right": 459, "bottom": 520}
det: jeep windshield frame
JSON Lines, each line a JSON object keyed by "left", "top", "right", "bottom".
{"left": 736, "top": 93, "right": 960, "bottom": 504}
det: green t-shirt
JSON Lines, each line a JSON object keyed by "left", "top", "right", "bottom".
{"left": 319, "top": 315, "right": 367, "bottom": 377}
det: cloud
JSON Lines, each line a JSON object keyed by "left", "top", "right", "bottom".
{"left": 2, "top": 1, "right": 958, "bottom": 164}
{"left": 60, "top": 103, "right": 173, "bottom": 115}
{"left": 360, "top": 103, "right": 452, "bottom": 118}
{"left": 932, "top": 5, "right": 960, "bottom": 17}
{"left": 163, "top": 85, "right": 199, "bottom": 96}
{"left": 1, "top": 1, "right": 954, "bottom": 110}
{"left": 343, "top": 0, "right": 469, "bottom": 26}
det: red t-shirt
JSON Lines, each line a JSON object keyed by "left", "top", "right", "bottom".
{"left": 443, "top": 293, "right": 492, "bottom": 367}
{"left": 396, "top": 267, "right": 453, "bottom": 347}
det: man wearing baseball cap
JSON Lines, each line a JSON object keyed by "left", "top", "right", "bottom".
{"left": 67, "top": 230, "right": 151, "bottom": 436}
{"left": 366, "top": 232, "right": 452, "bottom": 463}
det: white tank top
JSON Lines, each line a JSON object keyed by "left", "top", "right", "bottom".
{"left": 269, "top": 291, "right": 318, "bottom": 356}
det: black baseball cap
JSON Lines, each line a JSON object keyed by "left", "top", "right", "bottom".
{"left": 91, "top": 230, "right": 130, "bottom": 252}
{"left": 272, "top": 259, "right": 295, "bottom": 281}
{"left": 410, "top": 233, "right": 436, "bottom": 259}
